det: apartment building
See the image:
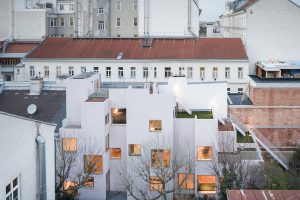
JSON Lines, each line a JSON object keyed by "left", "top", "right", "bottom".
{"left": 59, "top": 73, "right": 262, "bottom": 199}
{"left": 219, "top": 0, "right": 300, "bottom": 74}
{"left": 22, "top": 37, "right": 249, "bottom": 94}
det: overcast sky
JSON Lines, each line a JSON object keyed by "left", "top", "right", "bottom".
{"left": 199, "top": 0, "right": 227, "bottom": 22}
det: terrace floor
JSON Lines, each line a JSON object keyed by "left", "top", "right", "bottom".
{"left": 175, "top": 111, "right": 213, "bottom": 119}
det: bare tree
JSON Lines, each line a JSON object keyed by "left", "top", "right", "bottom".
{"left": 119, "top": 136, "right": 197, "bottom": 200}
{"left": 209, "top": 133, "right": 265, "bottom": 200}
{"left": 55, "top": 137, "right": 103, "bottom": 200}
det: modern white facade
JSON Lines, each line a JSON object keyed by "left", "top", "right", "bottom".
{"left": 0, "top": 111, "right": 56, "bottom": 200}
{"left": 220, "top": 0, "right": 300, "bottom": 74}
{"left": 58, "top": 72, "right": 259, "bottom": 199}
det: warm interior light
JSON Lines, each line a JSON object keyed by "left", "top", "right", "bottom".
{"left": 113, "top": 108, "right": 119, "bottom": 114}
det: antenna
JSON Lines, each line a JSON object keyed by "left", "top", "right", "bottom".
{"left": 27, "top": 104, "right": 37, "bottom": 115}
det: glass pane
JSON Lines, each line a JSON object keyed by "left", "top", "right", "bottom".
{"left": 13, "top": 178, "right": 17, "bottom": 188}
{"left": 6, "top": 184, "right": 11, "bottom": 194}
{"left": 13, "top": 189, "right": 18, "bottom": 199}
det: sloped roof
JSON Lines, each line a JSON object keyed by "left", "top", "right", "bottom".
{"left": 26, "top": 37, "right": 248, "bottom": 60}
{"left": 5, "top": 42, "right": 40, "bottom": 53}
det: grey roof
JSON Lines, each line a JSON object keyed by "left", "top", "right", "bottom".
{"left": 72, "top": 72, "right": 96, "bottom": 79}
{"left": 0, "top": 90, "right": 66, "bottom": 133}
{"left": 228, "top": 94, "right": 253, "bottom": 105}
{"left": 249, "top": 75, "right": 300, "bottom": 83}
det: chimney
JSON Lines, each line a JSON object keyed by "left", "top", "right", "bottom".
{"left": 29, "top": 78, "right": 43, "bottom": 95}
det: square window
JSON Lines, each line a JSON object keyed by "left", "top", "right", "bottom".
{"left": 151, "top": 149, "right": 170, "bottom": 168}
{"left": 178, "top": 173, "right": 195, "bottom": 190}
{"left": 110, "top": 148, "right": 121, "bottom": 159}
{"left": 98, "top": 7, "right": 104, "bottom": 14}
{"left": 84, "top": 155, "right": 103, "bottom": 174}
{"left": 129, "top": 144, "right": 141, "bottom": 156}
{"left": 112, "top": 108, "right": 126, "bottom": 124}
{"left": 62, "top": 138, "right": 77, "bottom": 152}
{"left": 150, "top": 176, "right": 163, "bottom": 191}
{"left": 197, "top": 146, "right": 212, "bottom": 160}
{"left": 197, "top": 175, "right": 216, "bottom": 194}
{"left": 64, "top": 180, "right": 77, "bottom": 190}
{"left": 149, "top": 120, "right": 162, "bottom": 132}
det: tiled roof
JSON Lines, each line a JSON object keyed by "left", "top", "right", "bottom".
{"left": 5, "top": 42, "right": 40, "bottom": 53}
{"left": 227, "top": 190, "right": 300, "bottom": 200}
{"left": 26, "top": 37, "right": 248, "bottom": 60}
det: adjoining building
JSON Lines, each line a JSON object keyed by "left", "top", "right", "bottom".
{"left": 60, "top": 73, "right": 262, "bottom": 199}
{"left": 219, "top": 0, "right": 300, "bottom": 74}
{"left": 22, "top": 37, "right": 249, "bottom": 94}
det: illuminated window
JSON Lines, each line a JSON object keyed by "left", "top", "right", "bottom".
{"left": 151, "top": 149, "right": 170, "bottom": 168}
{"left": 110, "top": 148, "right": 121, "bottom": 159}
{"left": 128, "top": 144, "right": 141, "bottom": 156}
{"left": 149, "top": 120, "right": 162, "bottom": 132}
{"left": 63, "top": 180, "right": 77, "bottom": 190}
{"left": 62, "top": 138, "right": 77, "bottom": 152}
{"left": 112, "top": 108, "right": 126, "bottom": 124}
{"left": 197, "top": 146, "right": 212, "bottom": 160}
{"left": 84, "top": 155, "right": 103, "bottom": 174}
{"left": 150, "top": 176, "right": 163, "bottom": 191}
{"left": 84, "top": 177, "right": 94, "bottom": 188}
{"left": 197, "top": 175, "right": 216, "bottom": 194}
{"left": 178, "top": 173, "right": 195, "bottom": 190}
{"left": 105, "top": 134, "right": 109, "bottom": 152}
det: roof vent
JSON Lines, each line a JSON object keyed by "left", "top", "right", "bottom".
{"left": 27, "top": 104, "right": 37, "bottom": 115}
{"left": 141, "top": 38, "right": 153, "bottom": 48}
{"left": 117, "top": 52, "right": 124, "bottom": 59}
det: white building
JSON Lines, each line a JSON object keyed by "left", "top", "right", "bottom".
{"left": 219, "top": 0, "right": 300, "bottom": 74}
{"left": 0, "top": 111, "right": 56, "bottom": 200}
{"left": 22, "top": 37, "right": 249, "bottom": 94}
{"left": 59, "top": 72, "right": 261, "bottom": 200}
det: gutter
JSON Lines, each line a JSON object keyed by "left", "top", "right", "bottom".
{"left": 36, "top": 135, "right": 47, "bottom": 200}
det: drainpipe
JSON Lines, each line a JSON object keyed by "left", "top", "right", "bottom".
{"left": 36, "top": 135, "right": 47, "bottom": 200}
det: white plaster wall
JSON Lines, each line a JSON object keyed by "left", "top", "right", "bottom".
{"left": 14, "top": 9, "right": 47, "bottom": 40}
{"left": 0, "top": 113, "right": 55, "bottom": 200}
{"left": 23, "top": 59, "right": 249, "bottom": 93}
{"left": 0, "top": 0, "right": 13, "bottom": 40}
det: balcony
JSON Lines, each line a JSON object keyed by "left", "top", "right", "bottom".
{"left": 175, "top": 110, "right": 213, "bottom": 119}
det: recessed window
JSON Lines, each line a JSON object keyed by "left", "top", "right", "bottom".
{"left": 30, "top": 66, "right": 35, "bottom": 77}
{"left": 105, "top": 134, "right": 109, "bottom": 152}
{"left": 197, "top": 146, "right": 212, "bottom": 160}
{"left": 81, "top": 66, "right": 86, "bottom": 73}
{"left": 60, "top": 18, "right": 65, "bottom": 27}
{"left": 197, "top": 175, "right": 216, "bottom": 194}
{"left": 93, "top": 67, "right": 99, "bottom": 73}
{"left": 143, "top": 67, "right": 149, "bottom": 78}
{"left": 64, "top": 180, "right": 77, "bottom": 190}
{"left": 187, "top": 67, "right": 193, "bottom": 78}
{"left": 69, "top": 4, "right": 74, "bottom": 11}
{"left": 178, "top": 173, "right": 195, "bottom": 190}
{"left": 150, "top": 176, "right": 163, "bottom": 191}
{"left": 154, "top": 67, "right": 157, "bottom": 78}
{"left": 98, "top": 7, "right": 104, "bottom": 14}
{"left": 50, "top": 18, "right": 57, "bottom": 27}
{"left": 151, "top": 149, "right": 170, "bottom": 168}
{"left": 84, "top": 177, "right": 94, "bottom": 188}
{"left": 59, "top": 4, "right": 64, "bottom": 10}
{"left": 116, "top": 18, "right": 121, "bottom": 27}
{"left": 118, "top": 67, "right": 124, "bottom": 78}
{"left": 105, "top": 113, "right": 110, "bottom": 124}
{"left": 238, "top": 88, "right": 243, "bottom": 93}
{"left": 133, "top": 17, "right": 138, "bottom": 27}
{"left": 200, "top": 67, "right": 205, "bottom": 80}
{"left": 44, "top": 66, "right": 49, "bottom": 77}
{"left": 129, "top": 144, "right": 141, "bottom": 156}
{"left": 133, "top": 1, "right": 138, "bottom": 11}
{"left": 56, "top": 66, "right": 61, "bottom": 76}
{"left": 225, "top": 67, "right": 230, "bottom": 79}
{"left": 165, "top": 67, "right": 172, "bottom": 78}
{"left": 69, "top": 66, "right": 74, "bottom": 76}
{"left": 84, "top": 155, "right": 103, "bottom": 174}
{"left": 6, "top": 177, "right": 19, "bottom": 200}
{"left": 110, "top": 148, "right": 121, "bottom": 159}
{"left": 227, "top": 88, "right": 231, "bottom": 93}
{"left": 62, "top": 138, "right": 77, "bottom": 152}
{"left": 112, "top": 108, "right": 126, "bottom": 124}
{"left": 238, "top": 67, "right": 243, "bottom": 79}
{"left": 149, "top": 120, "right": 162, "bottom": 132}
{"left": 116, "top": 1, "right": 121, "bottom": 11}
{"left": 106, "top": 67, "right": 111, "bottom": 78}
{"left": 213, "top": 67, "right": 218, "bottom": 80}
{"left": 98, "top": 21, "right": 105, "bottom": 30}
{"left": 69, "top": 17, "right": 74, "bottom": 27}
{"left": 130, "top": 67, "right": 136, "bottom": 78}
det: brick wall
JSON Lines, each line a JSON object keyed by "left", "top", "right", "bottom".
{"left": 250, "top": 86, "right": 300, "bottom": 106}
{"left": 229, "top": 107, "right": 300, "bottom": 127}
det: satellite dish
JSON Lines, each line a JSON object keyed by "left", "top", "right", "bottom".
{"left": 27, "top": 104, "right": 37, "bottom": 115}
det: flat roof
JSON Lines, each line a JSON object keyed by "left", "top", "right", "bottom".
{"left": 257, "top": 61, "right": 300, "bottom": 71}
{"left": 250, "top": 75, "right": 300, "bottom": 84}
{"left": 0, "top": 90, "right": 66, "bottom": 133}
{"left": 26, "top": 37, "right": 248, "bottom": 60}
{"left": 72, "top": 72, "right": 96, "bottom": 79}
{"left": 227, "top": 190, "right": 300, "bottom": 200}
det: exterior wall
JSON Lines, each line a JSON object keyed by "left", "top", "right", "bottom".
{"left": 110, "top": 0, "right": 138, "bottom": 37}
{"left": 22, "top": 59, "right": 249, "bottom": 93}
{"left": 139, "top": 0, "right": 200, "bottom": 37}
{"left": 229, "top": 107, "right": 300, "bottom": 127}
{"left": 220, "top": 0, "right": 300, "bottom": 74}
{"left": 250, "top": 86, "right": 300, "bottom": 106}
{"left": 0, "top": 0, "right": 13, "bottom": 40}
{"left": 0, "top": 112, "right": 55, "bottom": 200}
{"left": 91, "top": 0, "right": 110, "bottom": 37}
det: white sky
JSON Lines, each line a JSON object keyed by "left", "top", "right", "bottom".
{"left": 199, "top": 0, "right": 227, "bottom": 21}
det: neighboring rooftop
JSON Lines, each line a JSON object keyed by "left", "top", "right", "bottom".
{"left": 4, "top": 41, "right": 40, "bottom": 53}
{"left": 0, "top": 90, "right": 66, "bottom": 132}
{"left": 250, "top": 75, "right": 300, "bottom": 84}
{"left": 175, "top": 111, "right": 213, "bottom": 119}
{"left": 227, "top": 190, "right": 300, "bottom": 200}
{"left": 72, "top": 72, "right": 96, "bottom": 79}
{"left": 26, "top": 38, "right": 248, "bottom": 60}
{"left": 228, "top": 94, "right": 253, "bottom": 106}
